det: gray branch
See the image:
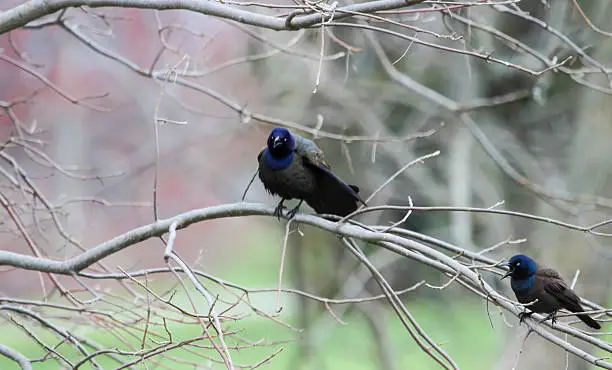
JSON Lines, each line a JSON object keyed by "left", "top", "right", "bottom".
{"left": 0, "top": 344, "right": 32, "bottom": 370}
{"left": 0, "top": 0, "right": 425, "bottom": 35}
{"left": 0, "top": 202, "right": 610, "bottom": 368}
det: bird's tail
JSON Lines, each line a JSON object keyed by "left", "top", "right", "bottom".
{"left": 565, "top": 299, "right": 601, "bottom": 330}
{"left": 348, "top": 185, "right": 367, "bottom": 206}
{"left": 576, "top": 313, "right": 601, "bottom": 330}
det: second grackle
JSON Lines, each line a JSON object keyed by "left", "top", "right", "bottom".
{"left": 258, "top": 127, "right": 366, "bottom": 219}
{"left": 502, "top": 254, "right": 601, "bottom": 330}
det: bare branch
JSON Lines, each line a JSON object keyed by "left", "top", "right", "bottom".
{"left": 0, "top": 202, "right": 608, "bottom": 367}
{"left": 0, "top": 0, "right": 426, "bottom": 34}
{"left": 0, "top": 344, "right": 32, "bottom": 370}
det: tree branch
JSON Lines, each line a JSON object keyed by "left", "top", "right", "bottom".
{"left": 0, "top": 202, "right": 609, "bottom": 368}
{"left": 0, "top": 0, "right": 426, "bottom": 35}
{"left": 0, "top": 344, "right": 32, "bottom": 370}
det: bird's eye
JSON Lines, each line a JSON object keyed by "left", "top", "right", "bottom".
{"left": 516, "top": 262, "right": 521, "bottom": 266}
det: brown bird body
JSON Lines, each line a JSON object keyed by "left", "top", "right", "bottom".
{"left": 503, "top": 254, "right": 601, "bottom": 330}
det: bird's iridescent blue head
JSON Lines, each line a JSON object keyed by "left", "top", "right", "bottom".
{"left": 267, "top": 127, "right": 295, "bottom": 159}
{"left": 501, "top": 254, "right": 537, "bottom": 280}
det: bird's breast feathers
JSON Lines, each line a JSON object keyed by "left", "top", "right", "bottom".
{"left": 262, "top": 148, "right": 294, "bottom": 170}
{"left": 511, "top": 275, "right": 535, "bottom": 292}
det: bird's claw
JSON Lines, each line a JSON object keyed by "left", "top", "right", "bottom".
{"left": 540, "top": 312, "right": 557, "bottom": 326}
{"left": 287, "top": 206, "right": 299, "bottom": 219}
{"left": 286, "top": 200, "right": 303, "bottom": 219}
{"left": 518, "top": 311, "right": 533, "bottom": 324}
{"left": 273, "top": 199, "right": 303, "bottom": 221}
{"left": 273, "top": 202, "right": 286, "bottom": 221}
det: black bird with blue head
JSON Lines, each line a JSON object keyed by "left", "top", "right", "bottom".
{"left": 501, "top": 254, "right": 601, "bottom": 330}
{"left": 258, "top": 127, "right": 366, "bottom": 219}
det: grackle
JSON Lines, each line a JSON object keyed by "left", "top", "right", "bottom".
{"left": 258, "top": 127, "right": 366, "bottom": 219}
{"left": 501, "top": 254, "right": 601, "bottom": 330}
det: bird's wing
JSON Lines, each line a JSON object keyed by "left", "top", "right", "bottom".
{"left": 538, "top": 269, "right": 583, "bottom": 311}
{"left": 293, "top": 133, "right": 330, "bottom": 169}
{"left": 292, "top": 133, "right": 365, "bottom": 207}
{"left": 300, "top": 156, "right": 366, "bottom": 206}
{"left": 293, "top": 135, "right": 363, "bottom": 204}
{"left": 536, "top": 267, "right": 564, "bottom": 280}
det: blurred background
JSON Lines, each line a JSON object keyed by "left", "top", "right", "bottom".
{"left": 0, "top": 0, "right": 610, "bottom": 369}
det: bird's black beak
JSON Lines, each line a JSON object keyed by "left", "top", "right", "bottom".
{"left": 272, "top": 136, "right": 283, "bottom": 148}
{"left": 500, "top": 262, "right": 512, "bottom": 280}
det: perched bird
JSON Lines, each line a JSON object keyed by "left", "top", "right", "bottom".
{"left": 257, "top": 127, "right": 366, "bottom": 218}
{"left": 501, "top": 254, "right": 601, "bottom": 330}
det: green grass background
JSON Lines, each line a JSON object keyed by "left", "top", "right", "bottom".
{"left": 0, "top": 235, "right": 504, "bottom": 370}
{"left": 0, "top": 300, "right": 501, "bottom": 370}
{"left": 6, "top": 231, "right": 605, "bottom": 370}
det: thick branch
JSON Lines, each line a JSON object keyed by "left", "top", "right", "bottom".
{"left": 0, "top": 202, "right": 609, "bottom": 368}
{"left": 0, "top": 0, "right": 425, "bottom": 35}
{"left": 0, "top": 344, "right": 32, "bottom": 370}
{"left": 0, "top": 203, "right": 271, "bottom": 274}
